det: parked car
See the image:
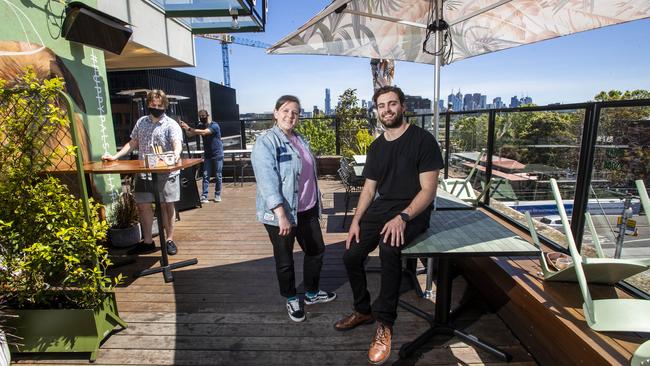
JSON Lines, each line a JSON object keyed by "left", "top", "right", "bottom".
{"left": 539, "top": 215, "right": 567, "bottom": 229}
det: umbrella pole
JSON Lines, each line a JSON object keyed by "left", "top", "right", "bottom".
{"left": 433, "top": 0, "right": 443, "bottom": 140}
{"left": 434, "top": 51, "right": 441, "bottom": 138}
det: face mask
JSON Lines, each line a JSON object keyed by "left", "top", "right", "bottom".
{"left": 149, "top": 108, "right": 165, "bottom": 118}
{"left": 199, "top": 117, "right": 208, "bottom": 123}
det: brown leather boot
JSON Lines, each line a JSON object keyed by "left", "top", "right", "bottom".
{"left": 368, "top": 323, "right": 392, "bottom": 365}
{"left": 333, "top": 311, "right": 374, "bottom": 331}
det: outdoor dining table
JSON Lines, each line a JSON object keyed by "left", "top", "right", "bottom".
{"left": 398, "top": 209, "right": 539, "bottom": 361}
{"left": 434, "top": 188, "right": 475, "bottom": 210}
{"left": 83, "top": 158, "right": 202, "bottom": 283}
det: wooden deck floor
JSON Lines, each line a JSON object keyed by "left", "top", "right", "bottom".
{"left": 13, "top": 179, "right": 536, "bottom": 365}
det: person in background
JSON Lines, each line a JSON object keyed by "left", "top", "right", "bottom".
{"left": 251, "top": 95, "right": 336, "bottom": 322}
{"left": 181, "top": 110, "right": 224, "bottom": 203}
{"left": 102, "top": 89, "right": 184, "bottom": 255}
{"left": 334, "top": 85, "right": 443, "bottom": 365}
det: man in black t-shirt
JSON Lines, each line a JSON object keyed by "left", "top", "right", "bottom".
{"left": 334, "top": 86, "right": 444, "bottom": 365}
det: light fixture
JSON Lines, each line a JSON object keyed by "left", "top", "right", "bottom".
{"left": 229, "top": 8, "right": 239, "bottom": 29}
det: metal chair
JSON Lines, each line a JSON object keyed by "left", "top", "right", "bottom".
{"left": 337, "top": 164, "right": 363, "bottom": 228}
{"left": 527, "top": 179, "right": 650, "bottom": 333}
{"left": 525, "top": 181, "right": 650, "bottom": 285}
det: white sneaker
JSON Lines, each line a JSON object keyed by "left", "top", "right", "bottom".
{"left": 304, "top": 290, "right": 337, "bottom": 305}
{"left": 286, "top": 298, "right": 305, "bottom": 322}
{"left": 200, "top": 198, "right": 209, "bottom": 203}
{"left": 213, "top": 195, "right": 222, "bottom": 202}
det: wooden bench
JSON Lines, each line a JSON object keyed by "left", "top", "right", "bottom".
{"left": 458, "top": 210, "right": 648, "bottom": 365}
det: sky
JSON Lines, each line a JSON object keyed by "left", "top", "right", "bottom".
{"left": 178, "top": 1, "right": 650, "bottom": 114}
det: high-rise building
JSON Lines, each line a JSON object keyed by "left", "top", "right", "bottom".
{"left": 450, "top": 90, "right": 463, "bottom": 111}
{"left": 493, "top": 97, "right": 505, "bottom": 109}
{"left": 313, "top": 105, "right": 321, "bottom": 116}
{"left": 447, "top": 91, "right": 457, "bottom": 111}
{"left": 480, "top": 95, "right": 487, "bottom": 109}
{"left": 463, "top": 94, "right": 475, "bottom": 111}
{"left": 472, "top": 93, "right": 482, "bottom": 110}
{"left": 404, "top": 95, "right": 432, "bottom": 114}
{"left": 325, "top": 88, "right": 331, "bottom": 116}
{"left": 510, "top": 95, "right": 520, "bottom": 108}
{"left": 521, "top": 96, "right": 533, "bottom": 105}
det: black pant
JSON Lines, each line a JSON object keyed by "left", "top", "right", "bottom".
{"left": 264, "top": 204, "right": 325, "bottom": 298}
{"left": 343, "top": 202, "right": 430, "bottom": 326}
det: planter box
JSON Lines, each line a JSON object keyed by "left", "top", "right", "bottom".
{"left": 316, "top": 155, "right": 341, "bottom": 176}
{"left": 1, "top": 331, "right": 10, "bottom": 366}
{"left": 109, "top": 222, "right": 141, "bottom": 247}
{"left": 7, "top": 292, "right": 126, "bottom": 361}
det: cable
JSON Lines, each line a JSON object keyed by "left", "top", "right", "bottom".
{"left": 422, "top": 0, "right": 453, "bottom": 64}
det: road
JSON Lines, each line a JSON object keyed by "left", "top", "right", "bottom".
{"left": 580, "top": 214, "right": 649, "bottom": 259}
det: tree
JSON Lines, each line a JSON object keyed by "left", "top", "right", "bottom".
{"left": 296, "top": 118, "right": 335, "bottom": 156}
{"left": 451, "top": 115, "right": 488, "bottom": 152}
{"left": 335, "top": 89, "right": 370, "bottom": 158}
{"left": 593, "top": 89, "right": 650, "bottom": 185}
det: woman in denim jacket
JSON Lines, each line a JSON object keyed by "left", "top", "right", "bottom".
{"left": 251, "top": 95, "right": 336, "bottom": 322}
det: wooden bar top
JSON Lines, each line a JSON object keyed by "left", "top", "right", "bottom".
{"left": 83, "top": 158, "right": 202, "bottom": 174}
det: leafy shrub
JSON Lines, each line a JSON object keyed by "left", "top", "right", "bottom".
{"left": 355, "top": 129, "right": 374, "bottom": 155}
{"left": 336, "top": 89, "right": 370, "bottom": 158}
{"left": 296, "top": 118, "right": 335, "bottom": 156}
{"left": 0, "top": 69, "right": 119, "bottom": 309}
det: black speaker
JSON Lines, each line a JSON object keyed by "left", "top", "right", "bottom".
{"left": 62, "top": 2, "right": 132, "bottom": 55}
{"left": 175, "top": 167, "right": 201, "bottom": 212}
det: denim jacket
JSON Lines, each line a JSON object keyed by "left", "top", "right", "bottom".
{"left": 251, "top": 126, "right": 321, "bottom": 226}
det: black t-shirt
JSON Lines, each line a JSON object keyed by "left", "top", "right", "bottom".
{"left": 363, "top": 124, "right": 444, "bottom": 210}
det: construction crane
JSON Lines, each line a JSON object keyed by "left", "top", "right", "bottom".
{"left": 198, "top": 34, "right": 271, "bottom": 87}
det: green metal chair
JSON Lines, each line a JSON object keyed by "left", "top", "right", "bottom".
{"left": 540, "top": 178, "right": 650, "bottom": 332}
{"left": 439, "top": 149, "right": 483, "bottom": 202}
{"left": 526, "top": 211, "right": 650, "bottom": 284}
{"left": 480, "top": 177, "right": 518, "bottom": 201}
{"left": 636, "top": 179, "right": 650, "bottom": 228}
{"left": 631, "top": 340, "right": 650, "bottom": 366}
{"left": 525, "top": 178, "right": 650, "bottom": 285}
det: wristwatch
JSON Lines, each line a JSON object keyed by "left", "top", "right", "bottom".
{"left": 399, "top": 212, "right": 410, "bottom": 223}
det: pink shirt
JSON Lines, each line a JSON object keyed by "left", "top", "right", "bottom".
{"left": 289, "top": 134, "right": 318, "bottom": 212}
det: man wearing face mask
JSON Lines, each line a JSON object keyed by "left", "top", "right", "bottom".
{"left": 102, "top": 89, "right": 184, "bottom": 255}
{"left": 180, "top": 110, "right": 223, "bottom": 203}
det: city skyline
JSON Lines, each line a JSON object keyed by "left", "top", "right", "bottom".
{"left": 179, "top": 1, "right": 650, "bottom": 114}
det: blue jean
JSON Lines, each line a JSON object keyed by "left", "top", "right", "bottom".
{"left": 202, "top": 156, "right": 223, "bottom": 199}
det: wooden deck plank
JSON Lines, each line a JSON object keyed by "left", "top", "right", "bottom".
{"left": 12, "top": 180, "right": 535, "bottom": 365}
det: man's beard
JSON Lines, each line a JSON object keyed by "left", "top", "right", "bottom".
{"left": 379, "top": 110, "right": 404, "bottom": 129}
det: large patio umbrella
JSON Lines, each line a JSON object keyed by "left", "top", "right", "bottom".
{"left": 268, "top": 0, "right": 650, "bottom": 134}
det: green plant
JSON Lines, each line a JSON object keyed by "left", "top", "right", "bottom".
{"left": 0, "top": 69, "right": 119, "bottom": 309}
{"left": 295, "top": 118, "right": 336, "bottom": 156}
{"left": 108, "top": 191, "right": 139, "bottom": 229}
{"left": 355, "top": 129, "right": 374, "bottom": 155}
{"left": 335, "top": 88, "right": 370, "bottom": 158}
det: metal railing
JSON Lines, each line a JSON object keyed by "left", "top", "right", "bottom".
{"left": 237, "top": 99, "right": 649, "bottom": 267}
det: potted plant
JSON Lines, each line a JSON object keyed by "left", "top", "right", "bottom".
{"left": 108, "top": 189, "right": 141, "bottom": 247}
{"left": 0, "top": 69, "right": 125, "bottom": 361}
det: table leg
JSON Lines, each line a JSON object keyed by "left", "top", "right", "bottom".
{"left": 423, "top": 257, "right": 436, "bottom": 299}
{"left": 398, "top": 257, "right": 510, "bottom": 361}
{"left": 133, "top": 173, "right": 198, "bottom": 283}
